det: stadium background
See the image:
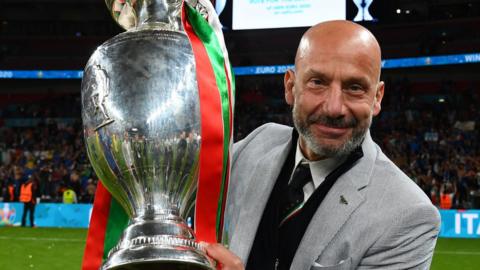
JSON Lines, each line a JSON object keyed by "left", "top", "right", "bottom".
{"left": 1, "top": 0, "right": 480, "bottom": 269}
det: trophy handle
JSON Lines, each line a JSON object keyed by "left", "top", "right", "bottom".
{"left": 105, "top": 0, "right": 183, "bottom": 31}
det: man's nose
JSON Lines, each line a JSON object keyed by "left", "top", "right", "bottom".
{"left": 324, "top": 84, "right": 345, "bottom": 118}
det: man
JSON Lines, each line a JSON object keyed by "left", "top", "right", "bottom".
{"left": 63, "top": 185, "right": 78, "bottom": 204}
{"left": 205, "top": 20, "right": 440, "bottom": 269}
{"left": 20, "top": 174, "right": 38, "bottom": 227}
{"left": 439, "top": 182, "right": 456, "bottom": 209}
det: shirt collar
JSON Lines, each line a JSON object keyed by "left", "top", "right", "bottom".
{"left": 294, "top": 139, "right": 345, "bottom": 188}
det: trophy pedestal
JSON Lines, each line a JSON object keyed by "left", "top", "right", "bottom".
{"left": 102, "top": 214, "right": 213, "bottom": 270}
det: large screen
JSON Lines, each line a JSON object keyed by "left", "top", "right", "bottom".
{"left": 230, "top": 0, "right": 346, "bottom": 30}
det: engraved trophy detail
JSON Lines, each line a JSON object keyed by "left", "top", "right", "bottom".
{"left": 90, "top": 65, "right": 115, "bottom": 131}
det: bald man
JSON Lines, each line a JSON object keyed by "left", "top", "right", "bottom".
{"left": 205, "top": 20, "right": 440, "bottom": 270}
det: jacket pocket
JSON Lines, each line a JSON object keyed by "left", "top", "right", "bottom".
{"left": 310, "top": 257, "right": 352, "bottom": 270}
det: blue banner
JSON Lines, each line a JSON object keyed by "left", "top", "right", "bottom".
{"left": 0, "top": 202, "right": 92, "bottom": 228}
{"left": 0, "top": 202, "right": 479, "bottom": 235}
{"left": 233, "top": 64, "right": 294, "bottom": 76}
{"left": 381, "top": 53, "right": 480, "bottom": 69}
{"left": 0, "top": 70, "right": 83, "bottom": 79}
{"left": 439, "top": 210, "right": 480, "bottom": 238}
{"left": 1, "top": 52, "right": 479, "bottom": 79}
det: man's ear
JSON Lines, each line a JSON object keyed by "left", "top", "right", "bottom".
{"left": 373, "top": 81, "right": 385, "bottom": 116}
{"left": 284, "top": 69, "right": 295, "bottom": 106}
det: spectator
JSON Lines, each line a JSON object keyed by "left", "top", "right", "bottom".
{"left": 440, "top": 182, "right": 456, "bottom": 209}
{"left": 63, "top": 186, "right": 78, "bottom": 204}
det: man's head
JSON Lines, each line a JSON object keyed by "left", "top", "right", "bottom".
{"left": 284, "top": 20, "right": 384, "bottom": 160}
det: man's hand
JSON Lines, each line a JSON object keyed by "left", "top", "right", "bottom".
{"left": 203, "top": 243, "right": 245, "bottom": 270}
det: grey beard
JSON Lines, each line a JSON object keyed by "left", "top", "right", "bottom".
{"left": 292, "top": 106, "right": 370, "bottom": 158}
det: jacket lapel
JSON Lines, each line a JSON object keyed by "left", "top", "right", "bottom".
{"left": 290, "top": 132, "right": 378, "bottom": 269}
{"left": 229, "top": 136, "right": 293, "bottom": 262}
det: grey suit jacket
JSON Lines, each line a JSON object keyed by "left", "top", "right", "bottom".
{"left": 223, "top": 123, "right": 440, "bottom": 270}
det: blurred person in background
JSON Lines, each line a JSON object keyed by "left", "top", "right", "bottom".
{"left": 11, "top": 166, "right": 26, "bottom": 202}
{"left": 20, "top": 173, "right": 39, "bottom": 227}
{"left": 63, "top": 185, "right": 78, "bottom": 204}
{"left": 2, "top": 174, "right": 16, "bottom": 202}
{"left": 81, "top": 178, "right": 96, "bottom": 203}
{"left": 440, "top": 182, "right": 456, "bottom": 210}
{"left": 68, "top": 170, "right": 82, "bottom": 197}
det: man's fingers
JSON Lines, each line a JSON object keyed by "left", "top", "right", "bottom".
{"left": 203, "top": 243, "right": 244, "bottom": 270}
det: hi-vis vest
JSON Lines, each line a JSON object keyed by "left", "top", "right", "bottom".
{"left": 19, "top": 182, "right": 33, "bottom": 203}
{"left": 440, "top": 193, "right": 453, "bottom": 209}
{"left": 8, "top": 184, "right": 14, "bottom": 201}
{"left": 63, "top": 189, "right": 76, "bottom": 204}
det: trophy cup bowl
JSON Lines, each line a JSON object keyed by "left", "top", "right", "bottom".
{"left": 81, "top": 0, "right": 213, "bottom": 269}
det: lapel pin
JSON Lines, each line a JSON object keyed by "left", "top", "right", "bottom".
{"left": 340, "top": 195, "right": 348, "bottom": 205}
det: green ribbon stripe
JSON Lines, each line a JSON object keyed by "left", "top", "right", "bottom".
{"left": 103, "top": 198, "right": 129, "bottom": 259}
{"left": 186, "top": 4, "right": 234, "bottom": 240}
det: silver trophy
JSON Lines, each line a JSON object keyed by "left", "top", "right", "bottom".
{"left": 81, "top": 0, "right": 213, "bottom": 269}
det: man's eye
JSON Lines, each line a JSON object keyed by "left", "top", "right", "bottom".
{"left": 348, "top": 84, "right": 364, "bottom": 91}
{"left": 309, "top": 79, "right": 325, "bottom": 86}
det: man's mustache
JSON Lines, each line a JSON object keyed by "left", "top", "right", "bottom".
{"left": 306, "top": 115, "right": 358, "bottom": 128}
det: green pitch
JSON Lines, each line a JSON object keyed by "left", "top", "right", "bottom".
{"left": 0, "top": 227, "right": 479, "bottom": 269}
{"left": 431, "top": 237, "right": 480, "bottom": 270}
{"left": 0, "top": 227, "right": 87, "bottom": 270}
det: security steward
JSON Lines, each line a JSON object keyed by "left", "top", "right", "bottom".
{"left": 20, "top": 175, "right": 38, "bottom": 227}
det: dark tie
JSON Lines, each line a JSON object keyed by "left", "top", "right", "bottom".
{"left": 279, "top": 162, "right": 312, "bottom": 226}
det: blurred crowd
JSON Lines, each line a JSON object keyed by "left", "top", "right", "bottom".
{"left": 0, "top": 120, "right": 97, "bottom": 204}
{"left": 1, "top": 78, "right": 480, "bottom": 209}
{"left": 373, "top": 79, "right": 480, "bottom": 209}
{"left": 0, "top": 94, "right": 96, "bottom": 204}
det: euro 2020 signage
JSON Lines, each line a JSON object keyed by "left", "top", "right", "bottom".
{"left": 0, "top": 202, "right": 92, "bottom": 228}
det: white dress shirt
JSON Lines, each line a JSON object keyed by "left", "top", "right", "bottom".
{"left": 291, "top": 140, "right": 344, "bottom": 202}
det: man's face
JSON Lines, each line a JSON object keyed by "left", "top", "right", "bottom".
{"left": 285, "top": 34, "right": 384, "bottom": 160}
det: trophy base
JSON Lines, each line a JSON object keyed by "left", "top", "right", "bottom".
{"left": 101, "top": 215, "right": 214, "bottom": 270}
{"left": 103, "top": 247, "right": 212, "bottom": 270}
{"left": 108, "top": 262, "right": 210, "bottom": 270}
